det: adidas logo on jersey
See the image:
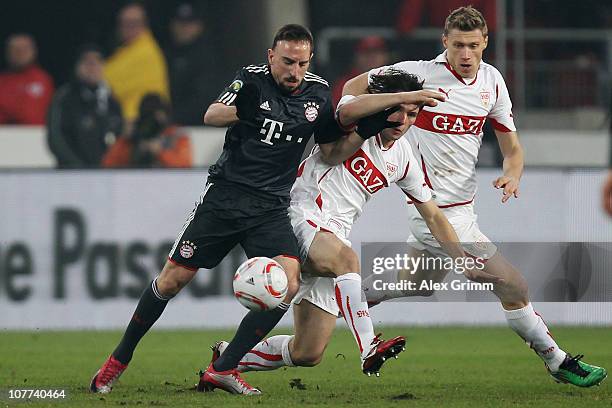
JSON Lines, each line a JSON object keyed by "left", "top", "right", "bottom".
{"left": 259, "top": 101, "right": 271, "bottom": 111}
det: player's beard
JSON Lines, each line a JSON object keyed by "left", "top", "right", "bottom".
{"left": 282, "top": 76, "right": 300, "bottom": 92}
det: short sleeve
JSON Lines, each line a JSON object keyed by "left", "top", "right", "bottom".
{"left": 335, "top": 94, "right": 358, "bottom": 132}
{"left": 314, "top": 98, "right": 346, "bottom": 144}
{"left": 487, "top": 70, "right": 516, "bottom": 132}
{"left": 214, "top": 68, "right": 256, "bottom": 106}
{"left": 395, "top": 146, "right": 432, "bottom": 204}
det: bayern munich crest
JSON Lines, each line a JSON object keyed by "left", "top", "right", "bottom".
{"left": 179, "top": 240, "right": 197, "bottom": 258}
{"left": 304, "top": 102, "right": 319, "bottom": 122}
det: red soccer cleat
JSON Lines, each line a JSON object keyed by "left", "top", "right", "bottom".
{"left": 90, "top": 355, "right": 128, "bottom": 393}
{"left": 361, "top": 334, "right": 406, "bottom": 376}
{"left": 197, "top": 363, "right": 262, "bottom": 395}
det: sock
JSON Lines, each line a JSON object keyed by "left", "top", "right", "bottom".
{"left": 504, "top": 303, "right": 566, "bottom": 371}
{"left": 213, "top": 302, "right": 290, "bottom": 371}
{"left": 362, "top": 269, "right": 405, "bottom": 304}
{"left": 112, "top": 278, "right": 171, "bottom": 364}
{"left": 335, "top": 273, "right": 376, "bottom": 359}
{"left": 236, "top": 335, "right": 295, "bottom": 372}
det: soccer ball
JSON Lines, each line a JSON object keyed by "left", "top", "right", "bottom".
{"left": 233, "top": 257, "right": 288, "bottom": 311}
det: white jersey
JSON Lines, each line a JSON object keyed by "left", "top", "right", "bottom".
{"left": 290, "top": 134, "right": 432, "bottom": 238}
{"left": 369, "top": 51, "right": 516, "bottom": 207}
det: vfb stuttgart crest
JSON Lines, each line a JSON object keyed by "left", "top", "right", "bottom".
{"left": 179, "top": 240, "right": 197, "bottom": 258}
{"left": 304, "top": 102, "right": 319, "bottom": 122}
{"left": 480, "top": 90, "right": 491, "bottom": 108}
{"left": 386, "top": 162, "right": 398, "bottom": 176}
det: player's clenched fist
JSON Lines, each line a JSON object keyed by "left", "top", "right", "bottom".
{"left": 493, "top": 175, "right": 520, "bottom": 203}
{"left": 235, "top": 83, "right": 260, "bottom": 121}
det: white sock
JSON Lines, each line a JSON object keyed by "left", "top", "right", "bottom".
{"left": 362, "top": 269, "right": 406, "bottom": 303}
{"left": 504, "top": 303, "right": 566, "bottom": 371}
{"left": 236, "top": 335, "right": 294, "bottom": 372}
{"left": 335, "top": 273, "right": 376, "bottom": 359}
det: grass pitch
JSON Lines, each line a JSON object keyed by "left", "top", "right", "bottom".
{"left": 1, "top": 327, "right": 610, "bottom": 407}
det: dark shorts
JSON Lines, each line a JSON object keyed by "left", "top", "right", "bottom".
{"left": 168, "top": 182, "right": 300, "bottom": 270}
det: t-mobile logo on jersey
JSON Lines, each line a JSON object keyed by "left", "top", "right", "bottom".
{"left": 259, "top": 118, "right": 303, "bottom": 146}
{"left": 344, "top": 149, "right": 388, "bottom": 194}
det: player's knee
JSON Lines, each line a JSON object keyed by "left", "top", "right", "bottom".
{"left": 284, "top": 278, "right": 300, "bottom": 301}
{"left": 291, "top": 349, "right": 324, "bottom": 367}
{"left": 307, "top": 256, "right": 336, "bottom": 277}
{"left": 157, "top": 262, "right": 196, "bottom": 297}
{"left": 335, "top": 247, "right": 360, "bottom": 275}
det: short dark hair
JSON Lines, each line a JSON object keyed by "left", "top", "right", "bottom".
{"left": 368, "top": 68, "right": 423, "bottom": 94}
{"left": 272, "top": 24, "right": 313, "bottom": 51}
{"left": 444, "top": 6, "right": 488, "bottom": 36}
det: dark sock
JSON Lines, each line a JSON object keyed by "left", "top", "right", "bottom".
{"left": 112, "top": 278, "right": 171, "bottom": 364}
{"left": 213, "top": 302, "right": 290, "bottom": 371}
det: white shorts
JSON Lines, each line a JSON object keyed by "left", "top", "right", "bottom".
{"left": 288, "top": 203, "right": 349, "bottom": 316}
{"left": 406, "top": 203, "right": 497, "bottom": 260}
{"left": 293, "top": 274, "right": 339, "bottom": 316}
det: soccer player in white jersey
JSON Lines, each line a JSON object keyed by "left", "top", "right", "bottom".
{"left": 203, "top": 70, "right": 501, "bottom": 379}
{"left": 343, "top": 6, "right": 606, "bottom": 388}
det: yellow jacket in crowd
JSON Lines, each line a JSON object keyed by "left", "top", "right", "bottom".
{"left": 104, "top": 30, "right": 170, "bottom": 121}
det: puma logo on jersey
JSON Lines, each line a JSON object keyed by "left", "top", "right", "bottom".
{"left": 260, "top": 100, "right": 271, "bottom": 111}
{"left": 344, "top": 149, "right": 388, "bottom": 194}
{"left": 438, "top": 88, "right": 451, "bottom": 98}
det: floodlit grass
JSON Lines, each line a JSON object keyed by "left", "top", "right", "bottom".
{"left": 1, "top": 327, "right": 610, "bottom": 407}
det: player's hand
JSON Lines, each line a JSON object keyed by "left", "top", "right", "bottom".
{"left": 493, "top": 175, "right": 520, "bottom": 203}
{"left": 234, "top": 83, "right": 260, "bottom": 122}
{"left": 356, "top": 106, "right": 402, "bottom": 139}
{"left": 400, "top": 90, "right": 446, "bottom": 110}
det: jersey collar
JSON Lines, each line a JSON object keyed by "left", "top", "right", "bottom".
{"left": 375, "top": 134, "right": 395, "bottom": 151}
{"left": 434, "top": 50, "right": 479, "bottom": 86}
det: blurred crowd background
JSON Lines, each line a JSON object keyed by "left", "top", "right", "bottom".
{"left": 0, "top": 0, "right": 610, "bottom": 169}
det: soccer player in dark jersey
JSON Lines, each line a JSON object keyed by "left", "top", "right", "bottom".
{"left": 90, "top": 24, "right": 444, "bottom": 396}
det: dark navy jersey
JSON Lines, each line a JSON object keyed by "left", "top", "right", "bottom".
{"left": 208, "top": 64, "right": 344, "bottom": 198}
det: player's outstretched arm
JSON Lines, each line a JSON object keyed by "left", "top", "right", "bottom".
{"left": 319, "top": 105, "right": 405, "bottom": 166}
{"left": 319, "top": 90, "right": 445, "bottom": 166}
{"left": 414, "top": 200, "right": 503, "bottom": 283}
{"left": 342, "top": 72, "right": 369, "bottom": 97}
{"left": 203, "top": 103, "right": 239, "bottom": 127}
{"left": 338, "top": 91, "right": 444, "bottom": 126}
{"left": 493, "top": 130, "right": 524, "bottom": 203}
{"left": 318, "top": 133, "right": 369, "bottom": 166}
